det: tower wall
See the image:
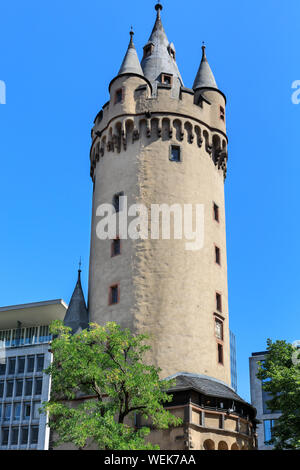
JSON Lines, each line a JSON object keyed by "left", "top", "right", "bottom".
{"left": 88, "top": 78, "right": 230, "bottom": 385}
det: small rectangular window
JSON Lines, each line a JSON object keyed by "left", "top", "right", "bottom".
{"left": 111, "top": 238, "right": 121, "bottom": 257}
{"left": 36, "top": 355, "right": 44, "bottom": 372}
{"left": 220, "top": 106, "right": 225, "bottom": 121}
{"left": 25, "top": 378, "right": 33, "bottom": 396}
{"left": 114, "top": 88, "right": 123, "bottom": 104}
{"left": 170, "top": 145, "right": 181, "bottom": 162}
{"left": 30, "top": 426, "right": 39, "bottom": 445}
{"left": 215, "top": 246, "right": 221, "bottom": 265}
{"left": 27, "top": 356, "right": 35, "bottom": 373}
{"left": 4, "top": 404, "right": 12, "bottom": 421}
{"left": 113, "top": 192, "right": 124, "bottom": 213}
{"left": 6, "top": 380, "right": 14, "bottom": 397}
{"left": 16, "top": 379, "right": 23, "bottom": 397}
{"left": 17, "top": 356, "right": 25, "bottom": 374}
{"left": 213, "top": 203, "right": 219, "bottom": 222}
{"left": 1, "top": 428, "right": 9, "bottom": 446}
{"left": 13, "top": 403, "right": 21, "bottom": 421}
{"left": 216, "top": 293, "right": 222, "bottom": 312}
{"left": 21, "top": 427, "right": 29, "bottom": 445}
{"left": 215, "top": 319, "right": 224, "bottom": 341}
{"left": 23, "top": 403, "right": 31, "bottom": 420}
{"left": 8, "top": 357, "right": 16, "bottom": 375}
{"left": 35, "top": 377, "right": 43, "bottom": 396}
{"left": 0, "top": 361, "right": 6, "bottom": 376}
{"left": 11, "top": 428, "right": 19, "bottom": 446}
{"left": 218, "top": 343, "right": 224, "bottom": 364}
{"left": 109, "top": 285, "right": 119, "bottom": 305}
{"left": 0, "top": 381, "right": 4, "bottom": 397}
{"left": 161, "top": 73, "right": 173, "bottom": 85}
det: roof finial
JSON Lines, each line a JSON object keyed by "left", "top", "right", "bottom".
{"left": 202, "top": 41, "right": 207, "bottom": 61}
{"left": 78, "top": 257, "right": 82, "bottom": 277}
{"left": 155, "top": 1, "right": 163, "bottom": 18}
{"left": 129, "top": 26, "right": 134, "bottom": 47}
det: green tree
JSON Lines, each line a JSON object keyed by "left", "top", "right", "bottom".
{"left": 44, "top": 321, "right": 181, "bottom": 450}
{"left": 257, "top": 339, "right": 300, "bottom": 450}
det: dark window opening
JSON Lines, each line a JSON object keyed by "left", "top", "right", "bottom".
{"left": 114, "top": 89, "right": 123, "bottom": 104}
{"left": 170, "top": 145, "right": 181, "bottom": 162}
{"left": 220, "top": 106, "right": 225, "bottom": 121}
{"left": 109, "top": 285, "right": 119, "bottom": 305}
{"left": 111, "top": 238, "right": 121, "bottom": 257}
{"left": 216, "top": 293, "right": 222, "bottom": 313}
{"left": 218, "top": 344, "right": 224, "bottom": 364}
{"left": 161, "top": 73, "right": 173, "bottom": 85}
{"left": 215, "top": 246, "right": 221, "bottom": 265}
{"left": 213, "top": 203, "right": 219, "bottom": 222}
{"left": 113, "top": 192, "right": 124, "bottom": 213}
{"left": 143, "top": 43, "right": 154, "bottom": 58}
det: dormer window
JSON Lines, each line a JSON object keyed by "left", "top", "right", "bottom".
{"left": 168, "top": 43, "right": 176, "bottom": 60}
{"left": 143, "top": 43, "right": 154, "bottom": 59}
{"left": 161, "top": 73, "right": 173, "bottom": 86}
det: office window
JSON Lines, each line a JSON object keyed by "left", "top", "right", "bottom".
{"left": 213, "top": 203, "right": 219, "bottom": 222}
{"left": 0, "top": 381, "right": 4, "bottom": 397}
{"left": 169, "top": 145, "right": 181, "bottom": 162}
{"left": 30, "top": 426, "right": 39, "bottom": 445}
{"left": 0, "top": 361, "right": 6, "bottom": 376}
{"left": 18, "top": 356, "right": 25, "bottom": 374}
{"left": 109, "top": 284, "right": 119, "bottom": 305}
{"left": 11, "top": 428, "right": 19, "bottom": 445}
{"left": 36, "top": 355, "right": 44, "bottom": 372}
{"left": 13, "top": 403, "right": 21, "bottom": 421}
{"left": 33, "top": 402, "right": 41, "bottom": 420}
{"left": 215, "top": 246, "right": 221, "bottom": 265}
{"left": 218, "top": 343, "right": 224, "bottom": 365}
{"left": 6, "top": 380, "right": 14, "bottom": 397}
{"left": 113, "top": 192, "right": 124, "bottom": 213}
{"left": 1, "top": 428, "right": 9, "bottom": 446}
{"left": 8, "top": 357, "right": 16, "bottom": 375}
{"left": 264, "top": 419, "right": 276, "bottom": 445}
{"left": 25, "top": 378, "right": 33, "bottom": 396}
{"left": 111, "top": 238, "right": 121, "bottom": 257}
{"left": 35, "top": 377, "right": 43, "bottom": 396}
{"left": 23, "top": 403, "right": 31, "bottom": 421}
{"left": 27, "top": 356, "right": 35, "bottom": 373}
{"left": 216, "top": 293, "right": 222, "bottom": 312}
{"left": 16, "top": 379, "right": 23, "bottom": 397}
{"left": 4, "top": 404, "right": 12, "bottom": 421}
{"left": 21, "top": 427, "right": 29, "bottom": 445}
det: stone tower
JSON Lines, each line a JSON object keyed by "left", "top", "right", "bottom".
{"left": 85, "top": 3, "right": 258, "bottom": 451}
{"left": 88, "top": 3, "right": 230, "bottom": 384}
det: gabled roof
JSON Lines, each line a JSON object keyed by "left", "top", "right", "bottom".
{"left": 118, "top": 30, "right": 144, "bottom": 77}
{"left": 63, "top": 270, "right": 89, "bottom": 335}
{"left": 141, "top": 3, "right": 183, "bottom": 94}
{"left": 193, "top": 45, "right": 218, "bottom": 91}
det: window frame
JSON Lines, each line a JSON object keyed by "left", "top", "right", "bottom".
{"left": 109, "top": 283, "right": 120, "bottom": 306}
{"left": 213, "top": 202, "right": 220, "bottom": 223}
{"left": 111, "top": 237, "right": 121, "bottom": 258}
{"left": 169, "top": 145, "right": 181, "bottom": 163}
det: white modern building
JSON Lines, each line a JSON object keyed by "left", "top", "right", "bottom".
{"left": 0, "top": 300, "right": 68, "bottom": 450}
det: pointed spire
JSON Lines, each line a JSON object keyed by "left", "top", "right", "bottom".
{"left": 193, "top": 43, "right": 218, "bottom": 91}
{"left": 118, "top": 28, "right": 144, "bottom": 76}
{"left": 64, "top": 265, "right": 89, "bottom": 335}
{"left": 141, "top": 3, "right": 183, "bottom": 95}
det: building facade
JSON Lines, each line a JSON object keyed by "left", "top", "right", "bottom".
{"left": 86, "top": 3, "right": 257, "bottom": 450}
{"left": 0, "top": 300, "right": 67, "bottom": 450}
{"left": 249, "top": 351, "right": 281, "bottom": 450}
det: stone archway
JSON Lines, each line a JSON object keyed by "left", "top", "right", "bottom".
{"left": 203, "top": 439, "right": 215, "bottom": 450}
{"left": 218, "top": 441, "right": 229, "bottom": 450}
{"left": 231, "top": 443, "right": 240, "bottom": 450}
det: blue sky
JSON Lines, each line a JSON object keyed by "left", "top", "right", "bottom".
{"left": 0, "top": 0, "right": 299, "bottom": 401}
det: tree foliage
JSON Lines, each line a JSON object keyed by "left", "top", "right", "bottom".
{"left": 257, "top": 339, "right": 300, "bottom": 449}
{"left": 44, "top": 321, "right": 181, "bottom": 450}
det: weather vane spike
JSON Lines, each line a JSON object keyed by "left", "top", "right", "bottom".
{"left": 79, "top": 257, "right": 82, "bottom": 271}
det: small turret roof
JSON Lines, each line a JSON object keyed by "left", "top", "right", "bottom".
{"left": 141, "top": 3, "right": 183, "bottom": 93}
{"left": 63, "top": 269, "right": 89, "bottom": 335}
{"left": 193, "top": 45, "right": 218, "bottom": 90}
{"left": 118, "top": 29, "right": 144, "bottom": 77}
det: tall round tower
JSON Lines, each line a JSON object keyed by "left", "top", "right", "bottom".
{"left": 88, "top": 4, "right": 230, "bottom": 385}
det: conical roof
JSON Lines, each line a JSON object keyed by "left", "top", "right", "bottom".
{"left": 118, "top": 30, "right": 144, "bottom": 76}
{"left": 193, "top": 45, "right": 218, "bottom": 90}
{"left": 141, "top": 3, "right": 183, "bottom": 94}
{"left": 64, "top": 269, "right": 89, "bottom": 335}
